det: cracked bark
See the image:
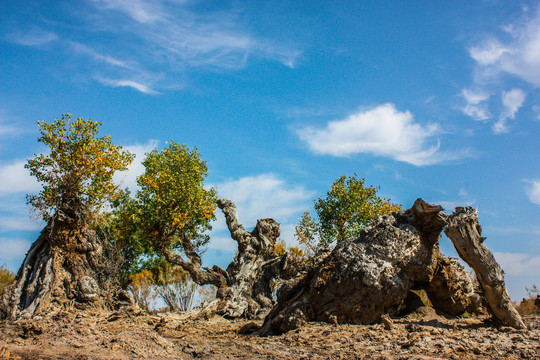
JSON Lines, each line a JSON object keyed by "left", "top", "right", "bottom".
{"left": 1, "top": 214, "right": 127, "bottom": 320}
{"left": 443, "top": 206, "right": 525, "bottom": 329}
{"left": 258, "top": 199, "right": 446, "bottom": 335}
{"left": 163, "top": 199, "right": 282, "bottom": 319}
{"left": 258, "top": 199, "right": 525, "bottom": 335}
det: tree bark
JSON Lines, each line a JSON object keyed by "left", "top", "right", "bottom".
{"left": 425, "top": 249, "right": 484, "bottom": 316}
{"left": 1, "top": 216, "right": 127, "bottom": 320}
{"left": 258, "top": 199, "right": 524, "bottom": 335}
{"left": 443, "top": 207, "right": 525, "bottom": 329}
{"left": 258, "top": 199, "right": 446, "bottom": 335}
{"left": 163, "top": 199, "right": 282, "bottom": 319}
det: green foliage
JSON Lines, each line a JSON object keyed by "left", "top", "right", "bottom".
{"left": 0, "top": 265, "right": 15, "bottom": 293}
{"left": 108, "top": 142, "right": 217, "bottom": 284}
{"left": 296, "top": 174, "right": 401, "bottom": 257}
{"left": 295, "top": 212, "right": 319, "bottom": 258}
{"left": 96, "top": 189, "right": 168, "bottom": 287}
{"left": 135, "top": 141, "right": 218, "bottom": 253}
{"left": 25, "top": 113, "right": 134, "bottom": 222}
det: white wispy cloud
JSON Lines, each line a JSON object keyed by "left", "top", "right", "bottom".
{"left": 6, "top": 28, "right": 58, "bottom": 46}
{"left": 470, "top": 39, "right": 511, "bottom": 66}
{"left": 469, "top": 9, "right": 540, "bottom": 87}
{"left": 461, "top": 88, "right": 491, "bottom": 121}
{"left": 493, "top": 88, "right": 526, "bottom": 133}
{"left": 69, "top": 42, "right": 135, "bottom": 70}
{"left": 0, "top": 160, "right": 40, "bottom": 196}
{"left": 463, "top": 8, "right": 540, "bottom": 132}
{"left": 7, "top": 0, "right": 299, "bottom": 93}
{"left": 526, "top": 179, "right": 540, "bottom": 206}
{"left": 91, "top": 0, "right": 165, "bottom": 24}
{"left": 89, "top": 0, "right": 299, "bottom": 71}
{"left": 494, "top": 252, "right": 540, "bottom": 276}
{"left": 296, "top": 103, "right": 460, "bottom": 166}
{"left": 97, "top": 78, "right": 159, "bottom": 94}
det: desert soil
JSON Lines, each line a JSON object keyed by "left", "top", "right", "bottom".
{"left": 0, "top": 306, "right": 538, "bottom": 359}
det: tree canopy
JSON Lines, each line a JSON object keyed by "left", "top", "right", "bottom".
{"left": 25, "top": 113, "right": 134, "bottom": 223}
{"left": 134, "top": 141, "right": 218, "bottom": 255}
{"left": 295, "top": 174, "right": 401, "bottom": 257}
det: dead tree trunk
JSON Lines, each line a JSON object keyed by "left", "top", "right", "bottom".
{"left": 444, "top": 207, "right": 525, "bottom": 329}
{"left": 162, "top": 199, "right": 282, "bottom": 319}
{"left": 258, "top": 199, "right": 524, "bottom": 335}
{"left": 258, "top": 199, "right": 446, "bottom": 335}
{"left": 425, "top": 249, "right": 484, "bottom": 316}
{"left": 1, "top": 215, "right": 127, "bottom": 320}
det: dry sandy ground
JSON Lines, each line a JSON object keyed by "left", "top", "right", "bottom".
{"left": 0, "top": 306, "right": 538, "bottom": 359}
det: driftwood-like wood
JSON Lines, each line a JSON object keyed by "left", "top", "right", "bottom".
{"left": 164, "top": 199, "right": 282, "bottom": 319}
{"left": 258, "top": 199, "right": 525, "bottom": 335}
{"left": 443, "top": 207, "right": 525, "bottom": 329}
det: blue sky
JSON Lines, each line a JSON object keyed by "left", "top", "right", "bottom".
{"left": 0, "top": 0, "right": 539, "bottom": 300}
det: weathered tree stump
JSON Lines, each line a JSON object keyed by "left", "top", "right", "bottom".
{"left": 1, "top": 216, "right": 127, "bottom": 320}
{"left": 444, "top": 207, "right": 525, "bottom": 329}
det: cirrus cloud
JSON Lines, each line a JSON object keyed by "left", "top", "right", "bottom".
{"left": 469, "top": 9, "right": 540, "bottom": 87}
{"left": 494, "top": 88, "right": 526, "bottom": 133}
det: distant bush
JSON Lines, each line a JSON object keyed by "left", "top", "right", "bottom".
{"left": 156, "top": 267, "right": 197, "bottom": 312}
{"left": 515, "top": 285, "right": 540, "bottom": 316}
{"left": 128, "top": 269, "right": 156, "bottom": 311}
{"left": 0, "top": 265, "right": 15, "bottom": 293}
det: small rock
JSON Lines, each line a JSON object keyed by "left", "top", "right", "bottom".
{"left": 381, "top": 314, "right": 394, "bottom": 331}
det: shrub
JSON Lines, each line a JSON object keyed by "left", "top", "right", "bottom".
{"left": 0, "top": 265, "right": 15, "bottom": 293}
{"left": 156, "top": 267, "right": 197, "bottom": 312}
{"left": 515, "top": 285, "right": 540, "bottom": 316}
{"left": 128, "top": 269, "right": 156, "bottom": 311}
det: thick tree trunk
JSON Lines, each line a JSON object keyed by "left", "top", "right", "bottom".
{"left": 443, "top": 207, "right": 525, "bottom": 329}
{"left": 258, "top": 199, "right": 524, "bottom": 335}
{"left": 258, "top": 199, "right": 446, "bottom": 335}
{"left": 1, "top": 216, "right": 126, "bottom": 320}
{"left": 163, "top": 199, "right": 282, "bottom": 319}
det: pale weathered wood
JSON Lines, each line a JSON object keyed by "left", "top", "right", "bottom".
{"left": 443, "top": 207, "right": 525, "bottom": 329}
{"left": 163, "top": 199, "right": 282, "bottom": 319}
{"left": 258, "top": 199, "right": 447, "bottom": 335}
